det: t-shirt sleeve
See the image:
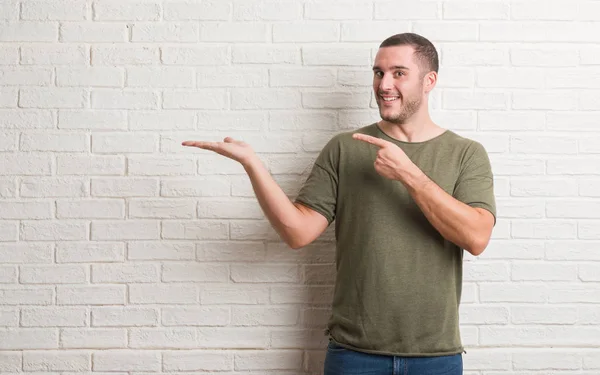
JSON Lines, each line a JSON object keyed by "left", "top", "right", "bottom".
{"left": 453, "top": 141, "right": 497, "bottom": 223}
{"left": 294, "top": 137, "right": 339, "bottom": 225}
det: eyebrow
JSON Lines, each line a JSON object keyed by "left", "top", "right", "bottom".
{"left": 372, "top": 65, "right": 411, "bottom": 71}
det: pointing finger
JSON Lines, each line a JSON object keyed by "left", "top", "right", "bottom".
{"left": 352, "top": 134, "right": 389, "bottom": 148}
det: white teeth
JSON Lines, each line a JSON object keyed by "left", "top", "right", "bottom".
{"left": 382, "top": 97, "right": 399, "bottom": 102}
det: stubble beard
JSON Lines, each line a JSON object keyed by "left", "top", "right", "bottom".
{"left": 378, "top": 95, "right": 422, "bottom": 125}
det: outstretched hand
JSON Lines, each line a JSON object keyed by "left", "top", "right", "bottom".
{"left": 352, "top": 133, "right": 414, "bottom": 181}
{"left": 182, "top": 137, "right": 257, "bottom": 167}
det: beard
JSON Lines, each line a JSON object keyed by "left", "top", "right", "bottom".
{"left": 377, "top": 94, "right": 422, "bottom": 125}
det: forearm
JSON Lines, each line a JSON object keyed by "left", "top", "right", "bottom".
{"left": 401, "top": 167, "right": 490, "bottom": 255}
{"left": 243, "top": 157, "right": 311, "bottom": 248}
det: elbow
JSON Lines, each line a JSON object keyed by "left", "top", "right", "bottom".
{"left": 282, "top": 232, "right": 312, "bottom": 250}
{"left": 465, "top": 236, "right": 490, "bottom": 256}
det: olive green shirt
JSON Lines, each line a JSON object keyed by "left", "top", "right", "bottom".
{"left": 295, "top": 123, "right": 496, "bottom": 357}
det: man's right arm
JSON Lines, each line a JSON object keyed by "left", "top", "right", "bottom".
{"left": 244, "top": 158, "right": 329, "bottom": 249}
{"left": 182, "top": 137, "right": 329, "bottom": 249}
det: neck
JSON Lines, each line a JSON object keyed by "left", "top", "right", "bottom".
{"left": 378, "top": 111, "right": 444, "bottom": 143}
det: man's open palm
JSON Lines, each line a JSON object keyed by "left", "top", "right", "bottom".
{"left": 182, "top": 137, "right": 256, "bottom": 166}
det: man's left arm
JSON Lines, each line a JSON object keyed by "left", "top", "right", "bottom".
{"left": 353, "top": 133, "right": 495, "bottom": 256}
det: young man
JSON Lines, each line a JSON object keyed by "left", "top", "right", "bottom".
{"left": 183, "top": 33, "right": 496, "bottom": 375}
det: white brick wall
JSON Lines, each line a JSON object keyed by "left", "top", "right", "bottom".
{"left": 0, "top": 0, "right": 599, "bottom": 374}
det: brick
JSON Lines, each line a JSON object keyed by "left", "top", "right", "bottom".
{"left": 231, "top": 264, "right": 301, "bottom": 283}
{"left": 481, "top": 21, "right": 600, "bottom": 43}
{"left": 56, "top": 200, "right": 123, "bottom": 219}
{"left": 480, "top": 326, "right": 600, "bottom": 346}
{"left": 198, "top": 111, "right": 265, "bottom": 131}
{"left": 580, "top": 222, "right": 600, "bottom": 240}
{"left": 92, "top": 178, "right": 158, "bottom": 197}
{"left": 0, "top": 22, "right": 58, "bottom": 42}
{"left": 129, "top": 328, "right": 196, "bottom": 348}
{"left": 19, "top": 88, "right": 87, "bottom": 109}
{"left": 93, "top": 351, "right": 160, "bottom": 372}
{"left": 0, "top": 46, "right": 18, "bottom": 65}
{"left": 129, "top": 199, "right": 195, "bottom": 219}
{"left": 235, "top": 1, "right": 300, "bottom": 20}
{"left": 164, "top": 1, "right": 231, "bottom": 20}
{"left": 200, "top": 23, "right": 268, "bottom": 42}
{"left": 163, "top": 90, "right": 228, "bottom": 109}
{"left": 303, "top": 46, "right": 371, "bottom": 66}
{"left": 92, "top": 264, "right": 158, "bottom": 283}
{"left": 414, "top": 22, "right": 477, "bottom": 41}
{"left": 197, "top": 242, "right": 266, "bottom": 262}
{"left": 230, "top": 220, "right": 278, "bottom": 241}
{"left": 444, "top": 2, "right": 508, "bottom": 20}
{"left": 303, "top": 91, "right": 373, "bottom": 109}
{"left": 56, "top": 242, "right": 124, "bottom": 263}
{"left": 511, "top": 178, "right": 577, "bottom": 197}
{"left": 22, "top": 1, "right": 87, "bottom": 20}
{"left": 0, "top": 2, "right": 18, "bottom": 21}
{"left": 127, "top": 67, "right": 195, "bottom": 88}
{"left": 459, "top": 305, "right": 509, "bottom": 325}
{"left": 92, "top": 46, "right": 159, "bottom": 65}
{"left": 162, "top": 263, "right": 229, "bottom": 282}
{"left": 57, "top": 155, "right": 125, "bottom": 175}
{"left": 546, "top": 241, "right": 600, "bottom": 261}
{"left": 92, "top": 133, "right": 157, "bottom": 153}
{"left": 21, "top": 177, "right": 88, "bottom": 198}
{"left": 580, "top": 306, "right": 600, "bottom": 325}
{"left": 548, "top": 158, "right": 600, "bottom": 175}
{"left": 233, "top": 45, "right": 299, "bottom": 64}
{"left": 197, "top": 200, "right": 262, "bottom": 219}
{"left": 198, "top": 67, "right": 268, "bottom": 87}
{"left": 0, "top": 287, "right": 53, "bottom": 305}
{"left": 162, "top": 307, "right": 229, "bottom": 326}
{"left": 548, "top": 201, "right": 600, "bottom": 219}
{"left": 337, "top": 69, "right": 372, "bottom": 87}
{"left": 132, "top": 23, "right": 199, "bottom": 42}
{"left": 21, "top": 308, "right": 87, "bottom": 327}
{"left": 270, "top": 68, "right": 334, "bottom": 87}
{"left": 0, "top": 351, "right": 21, "bottom": 371}
{"left": 128, "top": 157, "right": 195, "bottom": 176}
{"left": 60, "top": 327, "right": 125, "bottom": 349}
{"left": 443, "top": 91, "right": 507, "bottom": 110}
{"left": 23, "top": 351, "right": 89, "bottom": 371}
{"left": 0, "top": 329, "right": 57, "bottom": 349}
{"left": 581, "top": 47, "right": 600, "bottom": 65}
{"left": 478, "top": 111, "right": 544, "bottom": 131}
{"left": 375, "top": 1, "right": 438, "bottom": 19}
{"left": 20, "top": 265, "right": 87, "bottom": 284}
{"left": 128, "top": 241, "right": 195, "bottom": 260}
{"left": 91, "top": 221, "right": 159, "bottom": 240}
{"left": 480, "top": 284, "right": 547, "bottom": 303}
{"left": 235, "top": 351, "right": 303, "bottom": 370}
{"left": 549, "top": 285, "right": 600, "bottom": 303}
{"left": 512, "top": 220, "right": 577, "bottom": 239}
{"left": 512, "top": 46, "right": 579, "bottom": 67}
{"left": 21, "top": 133, "right": 88, "bottom": 152}
{"left": 513, "top": 91, "right": 577, "bottom": 110}
{"left": 93, "top": 2, "right": 161, "bottom": 21}
{"left": 201, "top": 285, "right": 269, "bottom": 305}
{"left": 21, "top": 45, "right": 88, "bottom": 65}
{"left": 512, "top": 262, "right": 577, "bottom": 281}
{"left": 21, "top": 221, "right": 88, "bottom": 241}
{"left": 129, "top": 111, "right": 196, "bottom": 130}
{"left": 57, "top": 67, "right": 124, "bottom": 87}
{"left": 162, "top": 45, "right": 229, "bottom": 65}
{"left": 0, "top": 222, "right": 17, "bottom": 242}
{"left": 0, "top": 243, "right": 53, "bottom": 263}
{"left": 58, "top": 285, "right": 124, "bottom": 305}
{"left": 60, "top": 23, "right": 127, "bottom": 42}
{"left": 0, "top": 109, "right": 53, "bottom": 129}
{"left": 511, "top": 1, "right": 576, "bottom": 20}
{"left": 231, "top": 89, "right": 300, "bottom": 109}
{"left": 443, "top": 44, "right": 508, "bottom": 66}
{"left": 162, "top": 221, "right": 228, "bottom": 240}
{"left": 92, "top": 90, "right": 158, "bottom": 110}
{"left": 163, "top": 351, "right": 233, "bottom": 371}
{"left": 580, "top": 179, "right": 600, "bottom": 197}
{"left": 273, "top": 22, "right": 338, "bottom": 43}
{"left": 510, "top": 135, "right": 577, "bottom": 154}
{"left": 232, "top": 306, "right": 299, "bottom": 326}
{"left": 59, "top": 110, "right": 127, "bottom": 130}
{"left": 129, "top": 284, "right": 197, "bottom": 304}
{"left": 92, "top": 307, "right": 158, "bottom": 327}
{"left": 270, "top": 111, "right": 336, "bottom": 131}
{"left": 271, "top": 328, "right": 328, "bottom": 349}
{"left": 198, "top": 327, "right": 269, "bottom": 349}
{"left": 270, "top": 286, "right": 334, "bottom": 305}
{"left": 0, "top": 131, "right": 16, "bottom": 151}
{"left": 0, "top": 67, "right": 53, "bottom": 86}
{"left": 511, "top": 306, "right": 578, "bottom": 325}
{"left": 477, "top": 67, "right": 543, "bottom": 88}
{"left": 0, "top": 88, "right": 18, "bottom": 107}
{"left": 0, "top": 266, "right": 17, "bottom": 283}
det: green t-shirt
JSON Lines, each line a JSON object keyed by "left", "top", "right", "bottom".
{"left": 295, "top": 123, "right": 496, "bottom": 357}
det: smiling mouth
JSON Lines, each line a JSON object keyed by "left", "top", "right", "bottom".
{"left": 379, "top": 95, "right": 400, "bottom": 102}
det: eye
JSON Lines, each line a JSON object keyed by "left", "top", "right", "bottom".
{"left": 374, "top": 71, "right": 383, "bottom": 78}
{"left": 395, "top": 71, "right": 405, "bottom": 77}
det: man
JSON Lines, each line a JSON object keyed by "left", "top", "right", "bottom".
{"left": 183, "top": 33, "right": 496, "bottom": 375}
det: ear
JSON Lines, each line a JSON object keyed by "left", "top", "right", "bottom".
{"left": 423, "top": 71, "right": 437, "bottom": 94}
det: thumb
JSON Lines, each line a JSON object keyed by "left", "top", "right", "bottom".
{"left": 224, "top": 137, "right": 244, "bottom": 145}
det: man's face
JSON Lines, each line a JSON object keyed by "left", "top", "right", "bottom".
{"left": 372, "top": 46, "right": 427, "bottom": 124}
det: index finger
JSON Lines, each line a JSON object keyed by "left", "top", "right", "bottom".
{"left": 352, "top": 133, "right": 389, "bottom": 148}
{"left": 181, "top": 140, "right": 219, "bottom": 150}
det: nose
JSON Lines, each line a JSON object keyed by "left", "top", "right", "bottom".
{"left": 378, "top": 72, "right": 393, "bottom": 92}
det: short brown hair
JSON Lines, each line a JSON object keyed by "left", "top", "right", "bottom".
{"left": 379, "top": 33, "right": 439, "bottom": 74}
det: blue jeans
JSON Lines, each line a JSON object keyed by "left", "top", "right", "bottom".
{"left": 324, "top": 341, "right": 463, "bottom": 375}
